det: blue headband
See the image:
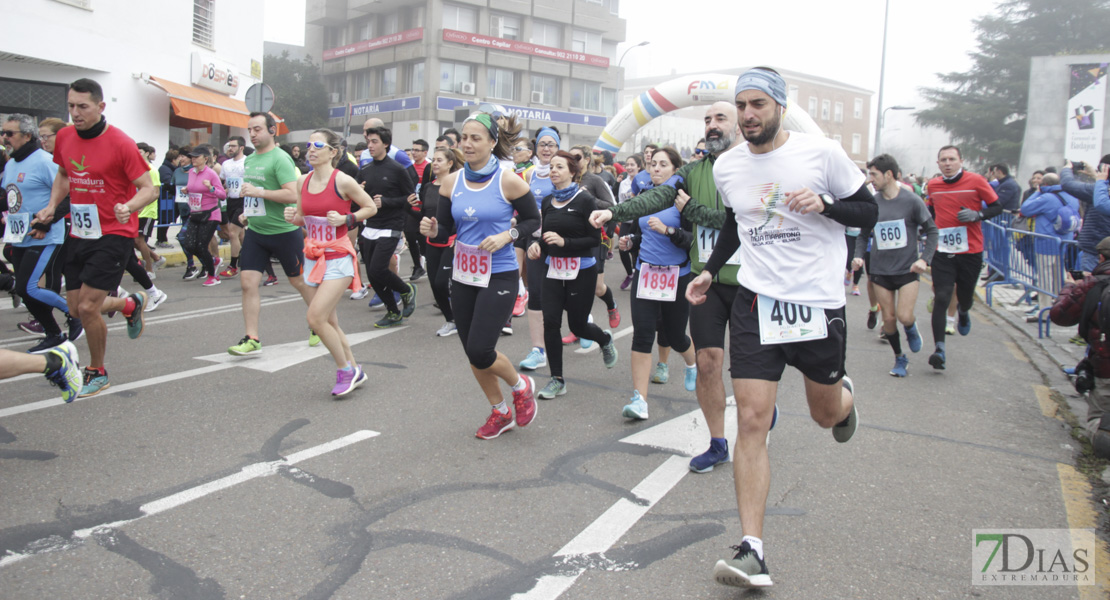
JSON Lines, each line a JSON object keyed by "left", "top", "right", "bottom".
{"left": 536, "top": 127, "right": 560, "bottom": 146}
{"left": 735, "top": 68, "right": 788, "bottom": 107}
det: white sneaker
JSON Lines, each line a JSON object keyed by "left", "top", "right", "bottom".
{"left": 436, "top": 321, "right": 457, "bottom": 337}
{"left": 146, "top": 271, "right": 157, "bottom": 281}
{"left": 145, "top": 290, "right": 168, "bottom": 312}
{"left": 153, "top": 256, "right": 167, "bottom": 270}
{"left": 350, "top": 285, "right": 370, "bottom": 300}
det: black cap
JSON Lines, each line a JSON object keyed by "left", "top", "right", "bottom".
{"left": 188, "top": 146, "right": 211, "bottom": 158}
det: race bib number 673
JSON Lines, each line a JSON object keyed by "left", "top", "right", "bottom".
{"left": 243, "top": 196, "right": 265, "bottom": 217}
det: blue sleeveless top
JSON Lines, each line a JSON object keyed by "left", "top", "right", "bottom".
{"left": 637, "top": 206, "right": 689, "bottom": 276}
{"left": 451, "top": 168, "right": 518, "bottom": 274}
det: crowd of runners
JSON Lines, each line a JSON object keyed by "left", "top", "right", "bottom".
{"left": 2, "top": 70, "right": 1009, "bottom": 589}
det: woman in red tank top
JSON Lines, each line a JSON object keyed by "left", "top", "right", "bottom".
{"left": 283, "top": 129, "right": 377, "bottom": 397}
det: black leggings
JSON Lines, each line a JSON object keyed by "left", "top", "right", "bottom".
{"left": 451, "top": 270, "right": 517, "bottom": 370}
{"left": 360, "top": 235, "right": 408, "bottom": 313}
{"left": 404, "top": 230, "right": 425, "bottom": 272}
{"left": 630, "top": 271, "right": 692, "bottom": 354}
{"left": 11, "top": 245, "right": 68, "bottom": 336}
{"left": 526, "top": 253, "right": 545, "bottom": 310}
{"left": 182, "top": 219, "right": 219, "bottom": 277}
{"left": 930, "top": 252, "right": 982, "bottom": 344}
{"left": 125, "top": 253, "right": 154, "bottom": 290}
{"left": 541, "top": 264, "right": 609, "bottom": 378}
{"left": 425, "top": 243, "right": 454, "bottom": 322}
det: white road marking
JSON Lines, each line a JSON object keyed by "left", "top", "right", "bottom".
{"left": 0, "top": 328, "right": 403, "bottom": 418}
{"left": 512, "top": 398, "right": 738, "bottom": 599}
{"left": 0, "top": 429, "right": 379, "bottom": 568}
{"left": 574, "top": 325, "right": 633, "bottom": 354}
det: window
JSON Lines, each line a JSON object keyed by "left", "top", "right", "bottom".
{"left": 602, "top": 88, "right": 617, "bottom": 116}
{"left": 833, "top": 134, "right": 842, "bottom": 145}
{"left": 834, "top": 102, "right": 843, "bottom": 123}
{"left": 570, "top": 80, "right": 601, "bottom": 111}
{"left": 851, "top": 134, "right": 861, "bottom": 155}
{"left": 854, "top": 98, "right": 863, "bottom": 119}
{"left": 821, "top": 99, "right": 830, "bottom": 120}
{"left": 357, "top": 19, "right": 374, "bottom": 41}
{"left": 491, "top": 14, "right": 521, "bottom": 40}
{"left": 788, "top": 85, "right": 799, "bottom": 104}
{"left": 488, "top": 68, "right": 515, "bottom": 100}
{"left": 605, "top": 0, "right": 620, "bottom": 14}
{"left": 572, "top": 29, "right": 601, "bottom": 54}
{"left": 808, "top": 97, "right": 817, "bottom": 118}
{"left": 442, "top": 4, "right": 477, "bottom": 33}
{"left": 192, "top": 0, "right": 215, "bottom": 49}
{"left": 408, "top": 62, "right": 425, "bottom": 93}
{"left": 380, "top": 66, "right": 397, "bottom": 96}
{"left": 531, "top": 74, "right": 558, "bottom": 105}
{"left": 325, "top": 26, "right": 345, "bottom": 49}
{"left": 352, "top": 71, "right": 371, "bottom": 101}
{"left": 407, "top": 6, "right": 426, "bottom": 29}
{"left": 440, "top": 61, "right": 473, "bottom": 93}
{"left": 327, "top": 75, "right": 346, "bottom": 103}
{"left": 531, "top": 20, "right": 561, "bottom": 47}
{"left": 382, "top": 12, "right": 399, "bottom": 35}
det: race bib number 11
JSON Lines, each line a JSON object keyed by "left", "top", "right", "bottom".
{"left": 756, "top": 295, "right": 828, "bottom": 345}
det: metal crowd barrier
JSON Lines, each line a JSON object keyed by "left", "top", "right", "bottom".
{"left": 982, "top": 215, "right": 1079, "bottom": 338}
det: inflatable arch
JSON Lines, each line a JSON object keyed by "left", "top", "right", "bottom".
{"left": 593, "top": 73, "right": 824, "bottom": 154}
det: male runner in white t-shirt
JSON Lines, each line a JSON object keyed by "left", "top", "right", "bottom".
{"left": 687, "top": 67, "right": 878, "bottom": 589}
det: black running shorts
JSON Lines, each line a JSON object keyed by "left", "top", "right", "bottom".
{"left": 729, "top": 284, "right": 847, "bottom": 385}
{"left": 239, "top": 228, "right": 304, "bottom": 278}
{"left": 689, "top": 280, "right": 738, "bottom": 350}
{"left": 870, "top": 272, "right": 919, "bottom": 291}
{"left": 63, "top": 234, "right": 134, "bottom": 292}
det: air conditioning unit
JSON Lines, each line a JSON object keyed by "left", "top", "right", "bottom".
{"left": 458, "top": 82, "right": 476, "bottom": 95}
{"left": 328, "top": 92, "right": 340, "bottom": 103}
{"left": 531, "top": 90, "right": 544, "bottom": 104}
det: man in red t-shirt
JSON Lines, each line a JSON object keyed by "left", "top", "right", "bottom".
{"left": 923, "top": 145, "right": 1001, "bottom": 370}
{"left": 33, "top": 78, "right": 156, "bottom": 398}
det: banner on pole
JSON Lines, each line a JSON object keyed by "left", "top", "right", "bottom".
{"left": 1066, "top": 63, "right": 1108, "bottom": 164}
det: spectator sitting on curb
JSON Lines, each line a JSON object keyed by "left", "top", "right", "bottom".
{"left": 1050, "top": 236, "right": 1110, "bottom": 458}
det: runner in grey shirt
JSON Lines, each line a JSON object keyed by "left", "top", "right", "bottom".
{"left": 853, "top": 154, "right": 938, "bottom": 377}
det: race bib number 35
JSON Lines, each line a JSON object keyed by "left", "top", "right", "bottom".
{"left": 547, "top": 256, "right": 580, "bottom": 280}
{"left": 71, "top": 204, "right": 102, "bottom": 240}
{"left": 636, "top": 264, "right": 680, "bottom": 302}
{"left": 304, "top": 215, "right": 337, "bottom": 242}
{"left": 243, "top": 196, "right": 265, "bottom": 218}
{"left": 874, "top": 219, "right": 908, "bottom": 251}
{"left": 756, "top": 295, "right": 828, "bottom": 345}
{"left": 452, "top": 241, "right": 492, "bottom": 288}
{"left": 3, "top": 212, "right": 30, "bottom": 243}
{"left": 938, "top": 226, "right": 968, "bottom": 253}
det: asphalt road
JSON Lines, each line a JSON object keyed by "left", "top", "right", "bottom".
{"left": 0, "top": 260, "right": 1097, "bottom": 599}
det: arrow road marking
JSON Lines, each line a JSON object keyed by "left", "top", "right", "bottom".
{"left": 0, "top": 429, "right": 379, "bottom": 568}
{"left": 513, "top": 398, "right": 739, "bottom": 599}
{"left": 0, "top": 328, "right": 404, "bottom": 419}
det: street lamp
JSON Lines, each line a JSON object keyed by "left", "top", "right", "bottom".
{"left": 876, "top": 105, "right": 915, "bottom": 156}
{"left": 616, "top": 41, "right": 649, "bottom": 153}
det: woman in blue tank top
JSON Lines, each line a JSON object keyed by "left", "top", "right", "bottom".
{"left": 419, "top": 113, "right": 541, "bottom": 440}
{"left": 617, "top": 147, "right": 698, "bottom": 421}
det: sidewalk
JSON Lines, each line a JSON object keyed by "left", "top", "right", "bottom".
{"left": 980, "top": 280, "right": 1086, "bottom": 371}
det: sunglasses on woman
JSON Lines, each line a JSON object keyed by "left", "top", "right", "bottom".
{"left": 306, "top": 141, "right": 333, "bottom": 150}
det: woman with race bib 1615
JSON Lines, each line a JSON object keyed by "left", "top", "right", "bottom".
{"left": 419, "top": 113, "right": 541, "bottom": 440}
{"left": 283, "top": 128, "right": 377, "bottom": 397}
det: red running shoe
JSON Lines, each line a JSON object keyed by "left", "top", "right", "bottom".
{"left": 561, "top": 333, "right": 579, "bottom": 345}
{"left": 513, "top": 291, "right": 528, "bottom": 317}
{"left": 476, "top": 408, "right": 515, "bottom": 440}
{"left": 264, "top": 275, "right": 279, "bottom": 286}
{"left": 512, "top": 375, "right": 537, "bottom": 427}
{"left": 608, "top": 307, "right": 621, "bottom": 329}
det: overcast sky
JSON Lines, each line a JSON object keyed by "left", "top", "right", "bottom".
{"left": 264, "top": 0, "right": 1003, "bottom": 112}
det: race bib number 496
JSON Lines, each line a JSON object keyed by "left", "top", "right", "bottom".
{"left": 938, "top": 226, "right": 968, "bottom": 253}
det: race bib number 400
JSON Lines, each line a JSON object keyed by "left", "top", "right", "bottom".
{"left": 452, "top": 241, "right": 492, "bottom": 288}
{"left": 937, "top": 226, "right": 968, "bottom": 253}
{"left": 3, "top": 212, "right": 29, "bottom": 243}
{"left": 547, "top": 256, "right": 580, "bottom": 280}
{"left": 696, "top": 227, "right": 742, "bottom": 265}
{"left": 71, "top": 204, "right": 102, "bottom": 239}
{"left": 756, "top": 295, "right": 828, "bottom": 345}
{"left": 243, "top": 196, "right": 266, "bottom": 218}
{"left": 874, "top": 219, "right": 908, "bottom": 251}
{"left": 304, "top": 215, "right": 337, "bottom": 242}
{"left": 636, "top": 264, "right": 680, "bottom": 302}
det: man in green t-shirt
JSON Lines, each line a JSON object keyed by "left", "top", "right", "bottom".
{"left": 227, "top": 112, "right": 312, "bottom": 356}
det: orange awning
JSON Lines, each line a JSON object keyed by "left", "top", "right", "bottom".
{"left": 145, "top": 76, "right": 289, "bottom": 134}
